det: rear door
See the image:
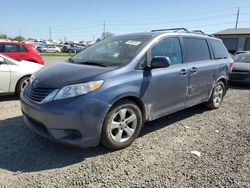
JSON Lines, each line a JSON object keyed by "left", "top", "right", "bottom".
{"left": 0, "top": 58, "right": 11, "bottom": 93}
{"left": 183, "top": 37, "right": 216, "bottom": 107}
{"left": 147, "top": 37, "right": 188, "bottom": 119}
{"left": 19, "top": 44, "right": 29, "bottom": 60}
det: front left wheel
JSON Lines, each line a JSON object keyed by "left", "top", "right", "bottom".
{"left": 101, "top": 100, "right": 142, "bottom": 150}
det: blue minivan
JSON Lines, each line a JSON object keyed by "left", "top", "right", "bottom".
{"left": 20, "top": 29, "right": 232, "bottom": 150}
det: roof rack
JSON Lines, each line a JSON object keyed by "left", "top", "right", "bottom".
{"left": 151, "top": 28, "right": 189, "bottom": 32}
{"left": 151, "top": 28, "right": 214, "bottom": 37}
{"left": 190, "top": 30, "right": 205, "bottom": 34}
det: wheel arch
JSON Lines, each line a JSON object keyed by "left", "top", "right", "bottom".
{"left": 108, "top": 95, "right": 147, "bottom": 122}
{"left": 216, "top": 76, "right": 228, "bottom": 91}
{"left": 208, "top": 76, "right": 228, "bottom": 100}
{"left": 15, "top": 74, "right": 31, "bottom": 93}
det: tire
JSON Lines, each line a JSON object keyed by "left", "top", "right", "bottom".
{"left": 16, "top": 76, "right": 30, "bottom": 96}
{"left": 101, "top": 100, "right": 142, "bottom": 150}
{"left": 205, "top": 81, "right": 225, "bottom": 109}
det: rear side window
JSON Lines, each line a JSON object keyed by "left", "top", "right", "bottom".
{"left": 4, "top": 44, "right": 21, "bottom": 52}
{"left": 151, "top": 37, "right": 182, "bottom": 65}
{"left": 184, "top": 38, "right": 210, "bottom": 62}
{"left": 210, "top": 39, "right": 228, "bottom": 59}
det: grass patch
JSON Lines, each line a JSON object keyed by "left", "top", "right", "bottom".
{"left": 41, "top": 52, "right": 74, "bottom": 57}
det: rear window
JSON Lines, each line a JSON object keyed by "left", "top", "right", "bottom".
{"left": 184, "top": 38, "right": 210, "bottom": 62}
{"left": 210, "top": 39, "right": 228, "bottom": 59}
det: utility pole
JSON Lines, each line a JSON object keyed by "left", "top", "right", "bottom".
{"left": 103, "top": 21, "right": 106, "bottom": 39}
{"left": 19, "top": 29, "right": 22, "bottom": 37}
{"left": 235, "top": 8, "right": 240, "bottom": 29}
{"left": 49, "top": 26, "right": 51, "bottom": 40}
{"left": 93, "top": 35, "right": 95, "bottom": 42}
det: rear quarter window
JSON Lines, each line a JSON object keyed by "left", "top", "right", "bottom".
{"left": 21, "top": 45, "right": 28, "bottom": 52}
{"left": 209, "top": 39, "right": 228, "bottom": 59}
{"left": 184, "top": 37, "right": 210, "bottom": 62}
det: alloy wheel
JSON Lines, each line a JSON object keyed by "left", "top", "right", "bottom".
{"left": 110, "top": 108, "right": 137, "bottom": 143}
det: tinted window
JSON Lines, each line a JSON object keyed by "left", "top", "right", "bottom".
{"left": 4, "top": 44, "right": 21, "bottom": 52}
{"left": 151, "top": 38, "right": 182, "bottom": 64}
{"left": 210, "top": 39, "right": 228, "bottom": 59}
{"left": 184, "top": 38, "right": 210, "bottom": 62}
{"left": 0, "top": 44, "right": 3, "bottom": 52}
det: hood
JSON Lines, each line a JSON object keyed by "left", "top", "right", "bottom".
{"left": 18, "top": 60, "right": 43, "bottom": 69}
{"left": 33, "top": 62, "right": 115, "bottom": 88}
{"left": 233, "top": 62, "right": 250, "bottom": 71}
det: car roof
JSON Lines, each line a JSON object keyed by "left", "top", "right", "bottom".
{"left": 117, "top": 31, "right": 217, "bottom": 40}
{"left": 0, "top": 42, "right": 33, "bottom": 46}
{"left": 0, "top": 42, "right": 23, "bottom": 44}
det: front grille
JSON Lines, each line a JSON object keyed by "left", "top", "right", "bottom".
{"left": 25, "top": 84, "right": 55, "bottom": 102}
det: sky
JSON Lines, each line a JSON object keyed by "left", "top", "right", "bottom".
{"left": 1, "top": 0, "right": 250, "bottom": 41}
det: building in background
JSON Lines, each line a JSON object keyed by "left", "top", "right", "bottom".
{"left": 214, "top": 28, "right": 250, "bottom": 54}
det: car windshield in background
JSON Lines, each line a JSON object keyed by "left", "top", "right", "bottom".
{"left": 234, "top": 53, "right": 250, "bottom": 63}
{"left": 71, "top": 36, "right": 150, "bottom": 66}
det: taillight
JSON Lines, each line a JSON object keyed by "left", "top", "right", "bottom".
{"left": 229, "top": 60, "right": 235, "bottom": 71}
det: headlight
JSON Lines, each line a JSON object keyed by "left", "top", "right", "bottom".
{"left": 53, "top": 80, "right": 104, "bottom": 100}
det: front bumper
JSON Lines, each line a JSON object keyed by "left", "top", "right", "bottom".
{"left": 20, "top": 91, "right": 110, "bottom": 148}
{"left": 229, "top": 72, "right": 250, "bottom": 84}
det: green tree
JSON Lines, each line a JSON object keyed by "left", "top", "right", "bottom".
{"left": 13, "top": 36, "right": 25, "bottom": 42}
{"left": 0, "top": 34, "right": 8, "bottom": 39}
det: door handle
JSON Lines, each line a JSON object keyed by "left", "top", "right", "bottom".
{"left": 190, "top": 67, "right": 198, "bottom": 73}
{"left": 180, "top": 69, "right": 188, "bottom": 75}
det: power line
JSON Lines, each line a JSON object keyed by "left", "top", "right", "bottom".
{"left": 49, "top": 26, "right": 51, "bottom": 40}
{"left": 235, "top": 8, "right": 240, "bottom": 28}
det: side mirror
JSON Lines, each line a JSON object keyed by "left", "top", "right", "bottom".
{"left": 150, "top": 56, "right": 170, "bottom": 69}
{"left": 0, "top": 57, "right": 4, "bottom": 64}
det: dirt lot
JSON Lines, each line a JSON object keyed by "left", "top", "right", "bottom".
{"left": 0, "top": 84, "right": 249, "bottom": 188}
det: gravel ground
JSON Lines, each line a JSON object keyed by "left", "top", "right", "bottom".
{"left": 0, "top": 85, "right": 249, "bottom": 188}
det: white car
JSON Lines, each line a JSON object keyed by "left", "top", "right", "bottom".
{"left": 0, "top": 54, "right": 43, "bottom": 96}
{"left": 46, "top": 46, "right": 61, "bottom": 53}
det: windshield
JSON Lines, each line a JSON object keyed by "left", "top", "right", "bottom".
{"left": 71, "top": 36, "right": 150, "bottom": 66}
{"left": 234, "top": 53, "right": 250, "bottom": 63}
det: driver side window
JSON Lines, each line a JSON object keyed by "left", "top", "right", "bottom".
{"left": 151, "top": 38, "right": 183, "bottom": 65}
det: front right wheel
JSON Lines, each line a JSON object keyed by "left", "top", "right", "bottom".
{"left": 101, "top": 100, "right": 142, "bottom": 150}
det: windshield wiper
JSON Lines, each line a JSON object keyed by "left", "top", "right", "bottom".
{"left": 78, "top": 61, "right": 107, "bottom": 67}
